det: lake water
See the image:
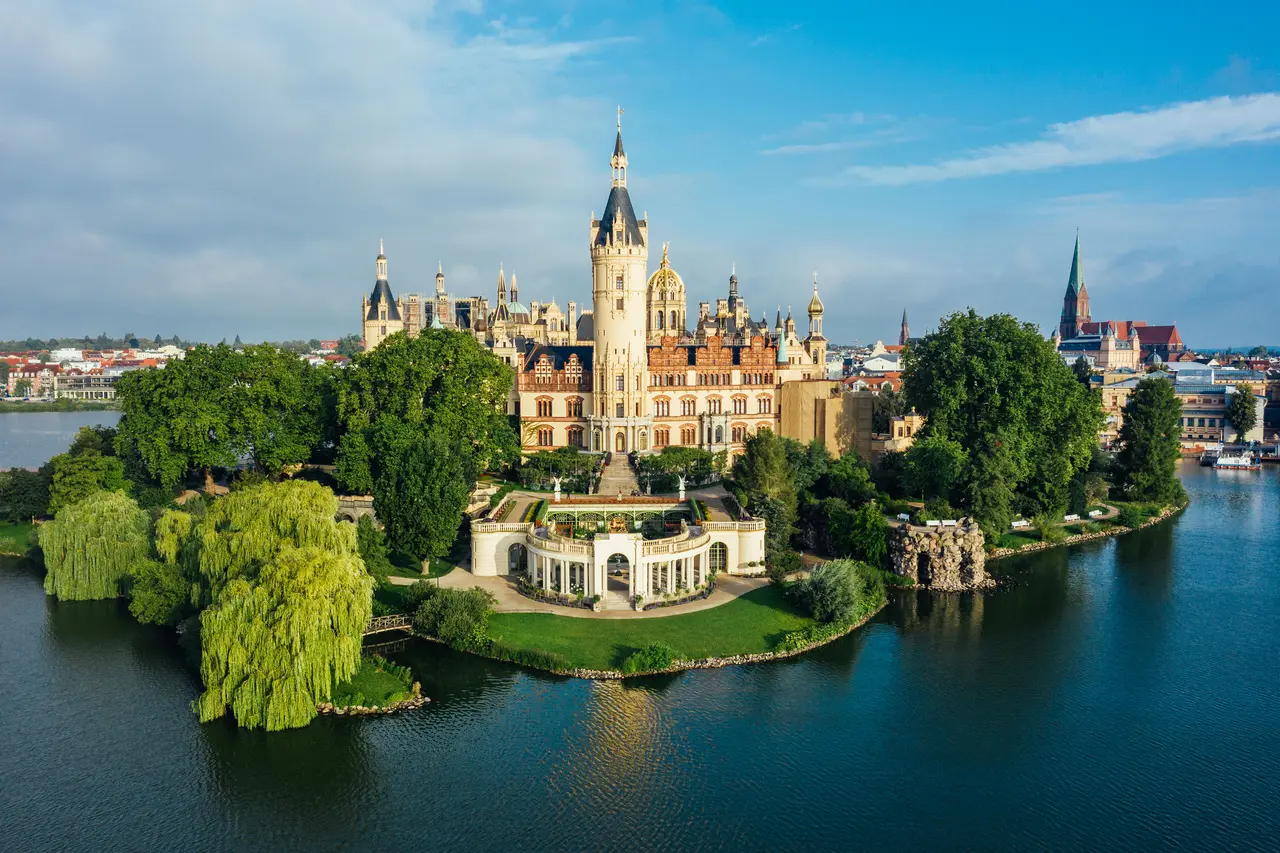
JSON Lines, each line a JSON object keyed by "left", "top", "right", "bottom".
{"left": 2, "top": 419, "right": 1278, "bottom": 851}
{"left": 0, "top": 410, "right": 121, "bottom": 469}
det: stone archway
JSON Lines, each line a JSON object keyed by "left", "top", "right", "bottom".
{"left": 508, "top": 542, "right": 528, "bottom": 575}
{"left": 615, "top": 431, "right": 627, "bottom": 452}
{"left": 606, "top": 553, "right": 631, "bottom": 596}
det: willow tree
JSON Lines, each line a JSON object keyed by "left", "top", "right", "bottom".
{"left": 40, "top": 491, "right": 150, "bottom": 600}
{"left": 196, "top": 545, "right": 372, "bottom": 731}
{"left": 191, "top": 480, "right": 373, "bottom": 730}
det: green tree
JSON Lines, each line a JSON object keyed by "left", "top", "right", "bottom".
{"left": 40, "top": 491, "right": 150, "bottom": 601}
{"left": 794, "top": 559, "right": 885, "bottom": 624}
{"left": 334, "top": 329, "right": 516, "bottom": 493}
{"left": 824, "top": 451, "right": 876, "bottom": 504}
{"left": 0, "top": 362, "right": 8, "bottom": 386}
{"left": 1248, "top": 345, "right": 1268, "bottom": 357}
{"left": 127, "top": 559, "right": 191, "bottom": 626}
{"left": 0, "top": 467, "right": 51, "bottom": 521}
{"left": 1114, "top": 378, "right": 1184, "bottom": 504}
{"left": 1225, "top": 388, "right": 1257, "bottom": 440}
{"left": 115, "top": 343, "right": 331, "bottom": 489}
{"left": 411, "top": 586, "right": 495, "bottom": 649}
{"left": 67, "top": 425, "right": 118, "bottom": 457}
{"left": 356, "top": 515, "right": 393, "bottom": 585}
{"left": 373, "top": 429, "right": 473, "bottom": 560}
{"left": 335, "top": 334, "right": 363, "bottom": 359}
{"left": 1072, "top": 356, "right": 1093, "bottom": 387}
{"left": 902, "top": 310, "right": 1102, "bottom": 523}
{"left": 902, "top": 435, "right": 968, "bottom": 501}
{"left": 190, "top": 481, "right": 373, "bottom": 731}
{"left": 14, "top": 378, "right": 32, "bottom": 397}
{"left": 959, "top": 432, "right": 1020, "bottom": 537}
{"left": 871, "top": 388, "right": 906, "bottom": 433}
{"left": 847, "top": 501, "right": 889, "bottom": 567}
{"left": 47, "top": 451, "right": 130, "bottom": 515}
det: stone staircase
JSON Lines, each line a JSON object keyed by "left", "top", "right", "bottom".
{"left": 603, "top": 589, "right": 632, "bottom": 611}
{"left": 597, "top": 457, "right": 640, "bottom": 496}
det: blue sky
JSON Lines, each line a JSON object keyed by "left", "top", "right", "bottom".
{"left": 2, "top": 1, "right": 1278, "bottom": 346}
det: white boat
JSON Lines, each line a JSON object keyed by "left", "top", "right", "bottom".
{"left": 1214, "top": 448, "right": 1261, "bottom": 470}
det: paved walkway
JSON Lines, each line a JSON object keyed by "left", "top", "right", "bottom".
{"left": 389, "top": 569, "right": 769, "bottom": 619}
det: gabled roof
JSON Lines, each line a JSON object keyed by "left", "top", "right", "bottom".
{"left": 524, "top": 345, "right": 594, "bottom": 372}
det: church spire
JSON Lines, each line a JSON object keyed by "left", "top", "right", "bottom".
{"left": 497, "top": 264, "right": 506, "bottom": 304}
{"left": 1066, "top": 230, "right": 1085, "bottom": 298}
{"left": 1059, "top": 231, "right": 1090, "bottom": 340}
{"left": 899, "top": 309, "right": 910, "bottom": 346}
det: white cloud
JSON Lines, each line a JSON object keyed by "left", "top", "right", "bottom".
{"left": 847, "top": 93, "right": 1280, "bottom": 185}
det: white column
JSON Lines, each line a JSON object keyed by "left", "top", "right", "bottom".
{"left": 542, "top": 556, "right": 550, "bottom": 592}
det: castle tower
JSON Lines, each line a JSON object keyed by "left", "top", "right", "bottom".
{"left": 1059, "top": 232, "right": 1090, "bottom": 340}
{"left": 646, "top": 243, "right": 686, "bottom": 343}
{"left": 899, "top": 309, "right": 910, "bottom": 346}
{"left": 361, "top": 240, "right": 404, "bottom": 350}
{"left": 806, "top": 273, "right": 827, "bottom": 367}
{"left": 590, "top": 108, "right": 650, "bottom": 453}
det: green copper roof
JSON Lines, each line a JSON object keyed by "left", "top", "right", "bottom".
{"left": 1066, "top": 233, "right": 1085, "bottom": 298}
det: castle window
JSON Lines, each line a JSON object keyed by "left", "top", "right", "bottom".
{"left": 681, "top": 398, "right": 696, "bottom": 416}
{"left": 617, "top": 299, "right": 624, "bottom": 311}
{"left": 732, "top": 397, "right": 747, "bottom": 414}
{"left": 680, "top": 426, "right": 696, "bottom": 445}
{"left": 656, "top": 312, "right": 664, "bottom": 329}
{"left": 535, "top": 358, "right": 552, "bottom": 383}
{"left": 655, "top": 428, "right": 669, "bottom": 447}
{"left": 655, "top": 399, "right": 670, "bottom": 417}
{"left": 615, "top": 374, "right": 625, "bottom": 391}
{"left": 536, "top": 398, "right": 553, "bottom": 418}
{"left": 714, "top": 426, "right": 723, "bottom": 444}
{"left": 731, "top": 425, "right": 746, "bottom": 442}
{"left": 567, "top": 397, "right": 583, "bottom": 418}
{"left": 566, "top": 356, "right": 582, "bottom": 382}
{"left": 758, "top": 396, "right": 772, "bottom": 414}
{"left": 567, "top": 426, "right": 584, "bottom": 447}
{"left": 708, "top": 397, "right": 722, "bottom": 415}
{"left": 615, "top": 275, "right": 624, "bottom": 290}
{"left": 536, "top": 427, "right": 553, "bottom": 447}
{"left": 616, "top": 403, "right": 624, "bottom": 418}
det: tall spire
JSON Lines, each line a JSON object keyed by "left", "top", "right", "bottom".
{"left": 497, "top": 264, "right": 506, "bottom": 303}
{"left": 1066, "top": 229, "right": 1085, "bottom": 297}
{"left": 611, "top": 105, "right": 628, "bottom": 187}
{"left": 899, "top": 309, "right": 910, "bottom": 346}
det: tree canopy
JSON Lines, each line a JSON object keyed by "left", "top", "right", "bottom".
{"left": 115, "top": 343, "right": 332, "bottom": 489}
{"left": 1114, "top": 377, "right": 1185, "bottom": 504}
{"left": 48, "top": 450, "right": 129, "bottom": 516}
{"left": 191, "top": 481, "right": 374, "bottom": 730}
{"left": 902, "top": 310, "right": 1102, "bottom": 530}
{"left": 334, "top": 330, "right": 517, "bottom": 494}
{"left": 372, "top": 426, "right": 473, "bottom": 560}
{"left": 1226, "top": 388, "right": 1257, "bottom": 439}
{"left": 40, "top": 491, "right": 150, "bottom": 601}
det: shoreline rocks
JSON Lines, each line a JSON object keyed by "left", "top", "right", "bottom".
{"left": 317, "top": 682, "right": 429, "bottom": 717}
{"left": 986, "top": 503, "right": 1185, "bottom": 562}
{"left": 889, "top": 518, "right": 992, "bottom": 591}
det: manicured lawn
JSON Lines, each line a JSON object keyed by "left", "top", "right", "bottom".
{"left": 0, "top": 521, "right": 35, "bottom": 556}
{"left": 996, "top": 531, "right": 1039, "bottom": 550}
{"left": 486, "top": 585, "right": 817, "bottom": 671}
{"left": 331, "top": 656, "right": 414, "bottom": 706}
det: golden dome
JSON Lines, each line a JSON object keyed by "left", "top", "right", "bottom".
{"left": 807, "top": 280, "right": 824, "bottom": 315}
{"left": 647, "top": 243, "right": 684, "bottom": 296}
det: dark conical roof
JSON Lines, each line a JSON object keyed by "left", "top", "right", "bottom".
{"left": 594, "top": 185, "right": 644, "bottom": 247}
{"left": 614, "top": 129, "right": 625, "bottom": 158}
{"left": 366, "top": 279, "right": 400, "bottom": 321}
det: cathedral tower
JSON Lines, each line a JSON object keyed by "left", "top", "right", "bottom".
{"left": 1059, "top": 232, "right": 1090, "bottom": 340}
{"left": 361, "top": 240, "right": 404, "bottom": 350}
{"left": 590, "top": 108, "right": 651, "bottom": 452}
{"left": 806, "top": 273, "right": 826, "bottom": 367}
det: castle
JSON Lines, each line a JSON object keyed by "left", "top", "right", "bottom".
{"left": 361, "top": 112, "right": 832, "bottom": 459}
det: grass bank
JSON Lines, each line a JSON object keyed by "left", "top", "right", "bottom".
{"left": 330, "top": 655, "right": 415, "bottom": 707}
{"left": 486, "top": 585, "right": 818, "bottom": 672}
{"left": 0, "top": 399, "right": 120, "bottom": 413}
{"left": 0, "top": 521, "right": 35, "bottom": 556}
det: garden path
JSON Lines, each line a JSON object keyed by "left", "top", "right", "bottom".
{"left": 388, "top": 570, "right": 770, "bottom": 620}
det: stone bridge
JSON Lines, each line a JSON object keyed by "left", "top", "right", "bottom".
{"left": 337, "top": 495, "right": 376, "bottom": 524}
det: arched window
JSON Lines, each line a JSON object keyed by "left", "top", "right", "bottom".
{"left": 654, "top": 398, "right": 670, "bottom": 417}
{"left": 536, "top": 397, "right": 553, "bottom": 417}
{"left": 709, "top": 542, "right": 728, "bottom": 574}
{"left": 732, "top": 396, "right": 747, "bottom": 414}
{"left": 656, "top": 312, "right": 664, "bottom": 329}
{"left": 758, "top": 396, "right": 772, "bottom": 414}
{"left": 567, "top": 397, "right": 583, "bottom": 418}
{"left": 708, "top": 397, "right": 722, "bottom": 414}
{"left": 639, "top": 430, "right": 648, "bottom": 450}
{"left": 615, "top": 431, "right": 626, "bottom": 452}
{"left": 731, "top": 424, "right": 746, "bottom": 442}
{"left": 680, "top": 425, "right": 697, "bottom": 445}
{"left": 714, "top": 425, "right": 724, "bottom": 443}
{"left": 655, "top": 428, "right": 670, "bottom": 447}
{"left": 567, "top": 426, "right": 584, "bottom": 447}
{"left": 681, "top": 397, "right": 696, "bottom": 416}
{"left": 537, "top": 427, "right": 553, "bottom": 446}
{"left": 670, "top": 310, "right": 678, "bottom": 330}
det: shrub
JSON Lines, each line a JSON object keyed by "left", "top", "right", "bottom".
{"left": 622, "top": 642, "right": 677, "bottom": 674}
{"left": 413, "top": 586, "right": 495, "bottom": 649}
{"left": 356, "top": 515, "right": 393, "bottom": 585}
{"left": 1033, "top": 514, "right": 1066, "bottom": 544}
{"left": 1117, "top": 505, "right": 1145, "bottom": 529}
{"left": 774, "top": 621, "right": 849, "bottom": 654}
{"left": 919, "top": 498, "right": 960, "bottom": 522}
{"left": 127, "top": 558, "right": 192, "bottom": 626}
{"left": 765, "top": 548, "right": 800, "bottom": 586}
{"left": 792, "top": 559, "right": 886, "bottom": 624}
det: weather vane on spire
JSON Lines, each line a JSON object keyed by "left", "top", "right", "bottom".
{"left": 617, "top": 104, "right": 624, "bottom": 130}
